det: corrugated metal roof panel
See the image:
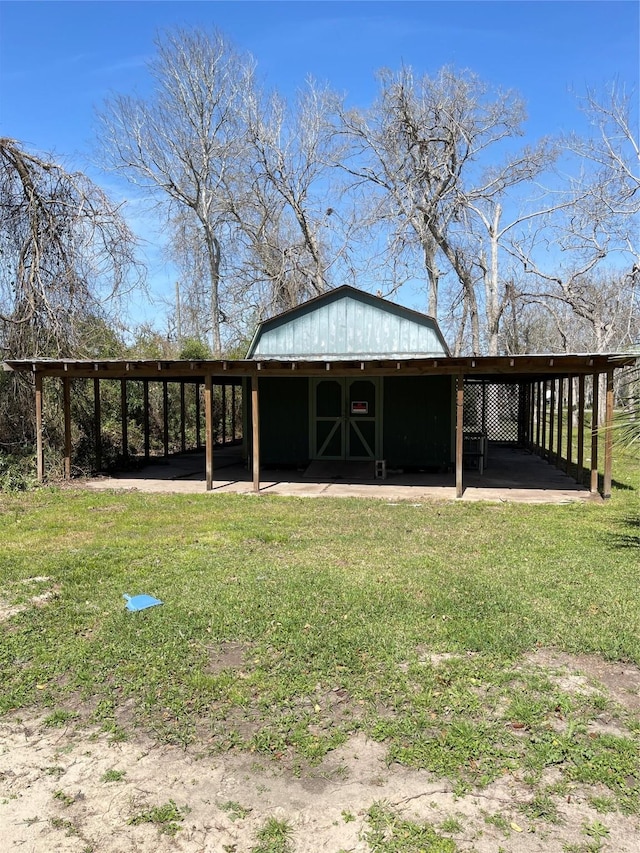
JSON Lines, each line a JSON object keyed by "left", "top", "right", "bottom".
{"left": 248, "top": 286, "right": 450, "bottom": 359}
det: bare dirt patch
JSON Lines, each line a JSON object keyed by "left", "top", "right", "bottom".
{"left": 2, "top": 651, "right": 639, "bottom": 852}
{"left": 205, "top": 641, "right": 252, "bottom": 674}
{"left": 0, "top": 577, "right": 58, "bottom": 623}
{"left": 525, "top": 648, "right": 640, "bottom": 712}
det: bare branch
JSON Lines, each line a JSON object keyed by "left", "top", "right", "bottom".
{"left": 0, "top": 137, "right": 143, "bottom": 358}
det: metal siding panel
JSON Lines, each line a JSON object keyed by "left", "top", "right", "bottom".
{"left": 340, "top": 302, "right": 348, "bottom": 353}
{"left": 320, "top": 307, "right": 329, "bottom": 353}
{"left": 251, "top": 291, "right": 448, "bottom": 358}
{"left": 338, "top": 299, "right": 351, "bottom": 354}
{"left": 299, "top": 311, "right": 313, "bottom": 355}
{"left": 373, "top": 306, "right": 386, "bottom": 352}
{"left": 311, "top": 304, "right": 321, "bottom": 354}
{"left": 326, "top": 300, "right": 337, "bottom": 354}
{"left": 372, "top": 302, "right": 384, "bottom": 353}
{"left": 349, "top": 299, "right": 363, "bottom": 355}
{"left": 345, "top": 300, "right": 353, "bottom": 352}
{"left": 268, "top": 327, "right": 280, "bottom": 356}
{"left": 370, "top": 304, "right": 380, "bottom": 352}
{"left": 294, "top": 310, "right": 304, "bottom": 354}
{"left": 426, "top": 327, "right": 438, "bottom": 352}
{"left": 393, "top": 316, "right": 405, "bottom": 353}
{"left": 312, "top": 310, "right": 322, "bottom": 353}
{"left": 299, "top": 309, "right": 312, "bottom": 355}
{"left": 400, "top": 317, "right": 413, "bottom": 354}
{"left": 255, "top": 329, "right": 268, "bottom": 355}
{"left": 400, "top": 319, "right": 408, "bottom": 352}
{"left": 274, "top": 326, "right": 284, "bottom": 355}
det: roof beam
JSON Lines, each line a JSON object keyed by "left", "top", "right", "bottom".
{"left": 2, "top": 354, "right": 636, "bottom": 382}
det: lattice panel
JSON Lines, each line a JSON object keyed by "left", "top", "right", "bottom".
{"left": 464, "top": 382, "right": 522, "bottom": 443}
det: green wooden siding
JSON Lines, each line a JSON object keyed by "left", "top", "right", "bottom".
{"left": 383, "top": 376, "right": 453, "bottom": 469}
{"left": 258, "top": 377, "right": 309, "bottom": 466}
{"left": 256, "top": 375, "right": 453, "bottom": 469}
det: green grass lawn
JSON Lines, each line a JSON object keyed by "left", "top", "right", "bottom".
{"left": 1, "top": 446, "right": 639, "bottom": 818}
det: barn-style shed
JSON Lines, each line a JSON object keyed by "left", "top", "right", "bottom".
{"left": 2, "top": 285, "right": 636, "bottom": 499}
{"left": 246, "top": 286, "right": 453, "bottom": 471}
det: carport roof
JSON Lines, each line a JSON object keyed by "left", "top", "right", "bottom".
{"left": 2, "top": 352, "right": 636, "bottom": 382}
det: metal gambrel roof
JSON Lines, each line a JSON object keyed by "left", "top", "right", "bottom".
{"left": 246, "top": 285, "right": 451, "bottom": 360}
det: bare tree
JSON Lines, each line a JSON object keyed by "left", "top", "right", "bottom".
{"left": 165, "top": 208, "right": 219, "bottom": 348}
{"left": 0, "top": 137, "right": 140, "bottom": 359}
{"left": 238, "top": 79, "right": 352, "bottom": 313}
{"left": 97, "top": 28, "right": 251, "bottom": 355}
{"left": 0, "top": 138, "right": 139, "bottom": 455}
{"left": 224, "top": 159, "right": 301, "bottom": 316}
{"left": 508, "top": 83, "right": 639, "bottom": 358}
{"left": 338, "top": 66, "right": 557, "bottom": 353}
{"left": 571, "top": 82, "right": 639, "bottom": 240}
{"left": 516, "top": 268, "right": 639, "bottom": 354}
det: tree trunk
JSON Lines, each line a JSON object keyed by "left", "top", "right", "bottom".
{"left": 434, "top": 227, "right": 481, "bottom": 354}
{"left": 204, "top": 229, "right": 222, "bottom": 356}
{"left": 422, "top": 229, "right": 440, "bottom": 318}
{"left": 485, "top": 206, "right": 501, "bottom": 356}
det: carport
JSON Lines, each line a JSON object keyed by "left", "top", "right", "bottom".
{"left": 2, "top": 351, "right": 635, "bottom": 500}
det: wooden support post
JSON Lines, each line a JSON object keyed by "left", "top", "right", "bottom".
{"left": 93, "top": 378, "right": 102, "bottom": 472}
{"left": 481, "top": 381, "right": 487, "bottom": 435}
{"left": 180, "top": 381, "right": 186, "bottom": 452}
{"left": 548, "top": 379, "right": 556, "bottom": 463}
{"left": 517, "top": 382, "right": 526, "bottom": 446}
{"left": 35, "top": 372, "right": 44, "bottom": 482}
{"left": 252, "top": 375, "right": 260, "bottom": 493}
{"left": 195, "top": 382, "right": 201, "bottom": 449}
{"left": 603, "top": 369, "right": 614, "bottom": 499}
{"left": 63, "top": 377, "right": 72, "bottom": 480}
{"left": 556, "top": 378, "right": 563, "bottom": 468}
{"left": 590, "top": 374, "right": 599, "bottom": 495}
{"left": 120, "top": 379, "right": 128, "bottom": 461}
{"left": 535, "top": 381, "right": 541, "bottom": 452}
{"left": 522, "top": 383, "right": 529, "bottom": 446}
{"left": 577, "top": 375, "right": 585, "bottom": 483}
{"left": 163, "top": 380, "right": 169, "bottom": 457}
{"left": 566, "top": 376, "right": 573, "bottom": 476}
{"left": 541, "top": 381, "right": 548, "bottom": 458}
{"left": 143, "top": 380, "right": 150, "bottom": 460}
{"left": 455, "top": 374, "right": 464, "bottom": 499}
{"left": 232, "top": 384, "right": 236, "bottom": 442}
{"left": 222, "top": 383, "right": 227, "bottom": 445}
{"left": 528, "top": 383, "right": 535, "bottom": 449}
{"left": 204, "top": 375, "right": 213, "bottom": 491}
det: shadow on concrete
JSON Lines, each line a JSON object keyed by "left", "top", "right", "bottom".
{"left": 83, "top": 444, "right": 601, "bottom": 504}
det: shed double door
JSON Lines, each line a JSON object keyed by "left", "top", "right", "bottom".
{"left": 312, "top": 378, "right": 379, "bottom": 460}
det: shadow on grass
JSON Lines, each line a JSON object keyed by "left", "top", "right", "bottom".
{"left": 571, "top": 465, "right": 635, "bottom": 493}
{"left": 607, "top": 515, "right": 640, "bottom": 550}
{"left": 610, "top": 477, "right": 637, "bottom": 492}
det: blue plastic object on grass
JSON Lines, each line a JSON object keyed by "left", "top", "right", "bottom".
{"left": 123, "top": 593, "right": 163, "bottom": 612}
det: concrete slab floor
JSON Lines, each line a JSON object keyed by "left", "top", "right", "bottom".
{"left": 80, "top": 446, "right": 601, "bottom": 505}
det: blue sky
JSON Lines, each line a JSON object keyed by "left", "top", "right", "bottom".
{"left": 1, "top": 1, "right": 638, "bottom": 327}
